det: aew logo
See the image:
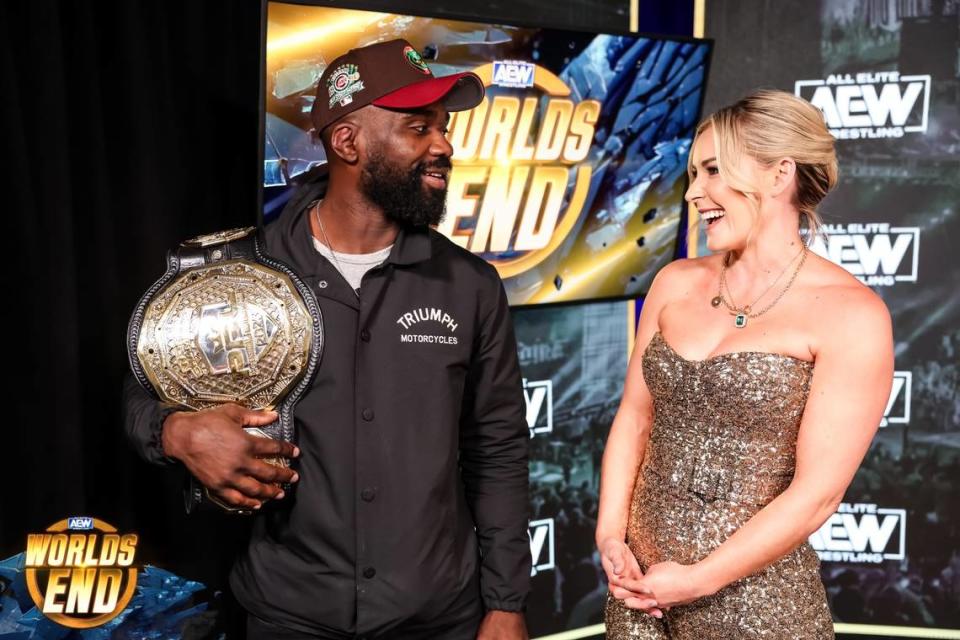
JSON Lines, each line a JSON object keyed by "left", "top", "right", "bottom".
{"left": 809, "top": 503, "right": 906, "bottom": 563}
{"left": 67, "top": 517, "right": 94, "bottom": 531}
{"left": 529, "top": 518, "right": 556, "bottom": 576}
{"left": 882, "top": 371, "right": 912, "bottom": 428}
{"left": 795, "top": 71, "right": 931, "bottom": 140}
{"left": 524, "top": 378, "right": 554, "bottom": 438}
{"left": 809, "top": 223, "right": 919, "bottom": 287}
{"left": 492, "top": 60, "right": 536, "bottom": 88}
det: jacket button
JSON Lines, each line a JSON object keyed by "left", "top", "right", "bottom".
{"left": 317, "top": 279, "right": 328, "bottom": 289}
{"left": 361, "top": 488, "right": 376, "bottom": 502}
{"left": 361, "top": 408, "right": 374, "bottom": 421}
{"left": 363, "top": 567, "right": 376, "bottom": 579}
{"left": 360, "top": 329, "right": 371, "bottom": 342}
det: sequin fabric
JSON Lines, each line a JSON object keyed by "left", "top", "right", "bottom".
{"left": 605, "top": 331, "right": 834, "bottom": 639}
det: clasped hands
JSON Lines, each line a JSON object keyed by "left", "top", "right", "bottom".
{"left": 599, "top": 538, "right": 705, "bottom": 617}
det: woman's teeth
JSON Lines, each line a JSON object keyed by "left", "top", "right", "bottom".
{"left": 701, "top": 209, "right": 725, "bottom": 226}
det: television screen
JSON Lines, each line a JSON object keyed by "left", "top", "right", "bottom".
{"left": 263, "top": 2, "right": 712, "bottom": 306}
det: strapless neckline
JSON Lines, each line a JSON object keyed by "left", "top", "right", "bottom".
{"left": 649, "top": 331, "right": 814, "bottom": 367}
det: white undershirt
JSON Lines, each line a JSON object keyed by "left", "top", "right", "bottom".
{"left": 312, "top": 236, "right": 392, "bottom": 291}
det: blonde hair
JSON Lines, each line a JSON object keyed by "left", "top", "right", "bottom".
{"left": 691, "top": 89, "right": 838, "bottom": 240}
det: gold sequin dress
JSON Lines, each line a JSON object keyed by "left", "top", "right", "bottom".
{"left": 605, "top": 332, "right": 834, "bottom": 639}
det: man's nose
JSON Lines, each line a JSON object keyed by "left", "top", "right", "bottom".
{"left": 429, "top": 129, "right": 454, "bottom": 158}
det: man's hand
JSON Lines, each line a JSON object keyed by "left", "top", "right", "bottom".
{"left": 598, "top": 537, "right": 663, "bottom": 618}
{"left": 476, "top": 610, "right": 527, "bottom": 640}
{"left": 161, "top": 404, "right": 300, "bottom": 510}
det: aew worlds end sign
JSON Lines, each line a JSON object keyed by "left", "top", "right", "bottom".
{"left": 25, "top": 517, "right": 138, "bottom": 628}
{"left": 438, "top": 61, "right": 599, "bottom": 279}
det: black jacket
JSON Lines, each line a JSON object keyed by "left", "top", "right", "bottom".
{"left": 122, "top": 175, "right": 531, "bottom": 638}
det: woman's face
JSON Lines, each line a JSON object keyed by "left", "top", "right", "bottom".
{"left": 685, "top": 128, "right": 760, "bottom": 253}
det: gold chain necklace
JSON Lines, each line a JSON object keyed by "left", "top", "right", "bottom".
{"left": 710, "top": 246, "right": 807, "bottom": 328}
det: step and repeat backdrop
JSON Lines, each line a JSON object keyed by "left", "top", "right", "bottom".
{"left": 704, "top": 0, "right": 960, "bottom": 634}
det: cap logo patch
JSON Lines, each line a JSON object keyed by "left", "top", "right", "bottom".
{"left": 327, "top": 63, "right": 365, "bottom": 108}
{"left": 403, "top": 46, "right": 431, "bottom": 75}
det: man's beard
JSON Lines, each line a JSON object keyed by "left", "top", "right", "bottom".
{"left": 359, "top": 148, "right": 451, "bottom": 227}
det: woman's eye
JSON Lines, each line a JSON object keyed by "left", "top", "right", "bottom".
{"left": 706, "top": 165, "right": 719, "bottom": 175}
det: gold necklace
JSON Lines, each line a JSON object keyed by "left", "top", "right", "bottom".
{"left": 710, "top": 246, "right": 807, "bottom": 328}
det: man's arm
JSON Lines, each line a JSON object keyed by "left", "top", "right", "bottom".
{"left": 121, "top": 372, "right": 299, "bottom": 510}
{"left": 459, "top": 271, "right": 531, "bottom": 616}
{"left": 121, "top": 372, "right": 181, "bottom": 466}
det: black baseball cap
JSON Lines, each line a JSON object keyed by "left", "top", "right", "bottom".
{"left": 311, "top": 39, "right": 484, "bottom": 133}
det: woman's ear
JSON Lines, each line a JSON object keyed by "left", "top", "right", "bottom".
{"left": 769, "top": 157, "right": 797, "bottom": 198}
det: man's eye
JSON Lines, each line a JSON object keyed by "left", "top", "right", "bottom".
{"left": 413, "top": 125, "right": 428, "bottom": 134}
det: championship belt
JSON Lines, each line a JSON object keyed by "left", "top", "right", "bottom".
{"left": 127, "top": 226, "right": 323, "bottom": 515}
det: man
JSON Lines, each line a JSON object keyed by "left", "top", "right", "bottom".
{"left": 123, "top": 39, "right": 530, "bottom": 639}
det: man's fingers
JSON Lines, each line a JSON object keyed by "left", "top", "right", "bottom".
{"left": 232, "top": 475, "right": 284, "bottom": 501}
{"left": 244, "top": 459, "right": 299, "bottom": 485}
{"left": 240, "top": 408, "right": 280, "bottom": 427}
{"left": 212, "top": 488, "right": 262, "bottom": 511}
{"left": 248, "top": 435, "right": 299, "bottom": 460}
{"left": 218, "top": 404, "right": 279, "bottom": 428}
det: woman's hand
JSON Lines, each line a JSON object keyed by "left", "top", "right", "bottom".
{"left": 609, "top": 560, "right": 706, "bottom": 609}
{"left": 598, "top": 538, "right": 663, "bottom": 617}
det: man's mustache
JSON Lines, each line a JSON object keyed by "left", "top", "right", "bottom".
{"left": 418, "top": 157, "right": 452, "bottom": 173}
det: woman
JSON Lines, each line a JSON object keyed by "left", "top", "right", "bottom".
{"left": 597, "top": 90, "right": 893, "bottom": 639}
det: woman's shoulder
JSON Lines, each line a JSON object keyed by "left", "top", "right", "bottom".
{"left": 801, "top": 251, "right": 892, "bottom": 346}
{"left": 650, "top": 254, "right": 720, "bottom": 288}
{"left": 803, "top": 251, "right": 887, "bottom": 310}
{"left": 642, "top": 255, "right": 720, "bottom": 317}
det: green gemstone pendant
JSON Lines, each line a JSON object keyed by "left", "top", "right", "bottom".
{"left": 734, "top": 313, "right": 747, "bottom": 328}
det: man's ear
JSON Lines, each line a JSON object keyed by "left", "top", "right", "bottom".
{"left": 769, "top": 157, "right": 797, "bottom": 198}
{"left": 328, "top": 119, "right": 361, "bottom": 164}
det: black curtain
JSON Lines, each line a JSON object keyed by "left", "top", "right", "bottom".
{"left": 3, "top": 0, "right": 262, "bottom": 631}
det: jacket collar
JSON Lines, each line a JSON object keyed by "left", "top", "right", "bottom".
{"left": 268, "top": 167, "right": 433, "bottom": 276}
